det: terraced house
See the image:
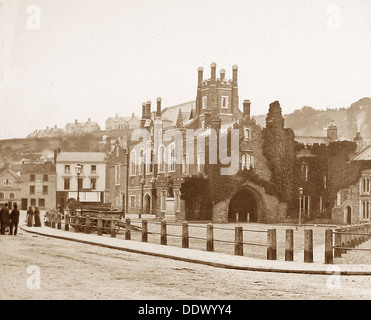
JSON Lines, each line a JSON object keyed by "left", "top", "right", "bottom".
{"left": 0, "top": 163, "right": 22, "bottom": 209}
{"left": 20, "top": 161, "right": 57, "bottom": 210}
{"left": 55, "top": 151, "right": 106, "bottom": 209}
{"left": 333, "top": 145, "right": 371, "bottom": 224}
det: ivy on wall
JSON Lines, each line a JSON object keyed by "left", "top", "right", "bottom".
{"left": 262, "top": 101, "right": 296, "bottom": 203}
{"left": 291, "top": 141, "right": 362, "bottom": 219}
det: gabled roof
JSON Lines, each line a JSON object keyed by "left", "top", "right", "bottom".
{"left": 56, "top": 152, "right": 106, "bottom": 163}
{"left": 161, "top": 101, "right": 196, "bottom": 127}
{"left": 351, "top": 145, "right": 371, "bottom": 161}
{"left": 21, "top": 162, "right": 56, "bottom": 174}
{"left": 0, "top": 168, "right": 22, "bottom": 181}
{"left": 294, "top": 136, "right": 332, "bottom": 146}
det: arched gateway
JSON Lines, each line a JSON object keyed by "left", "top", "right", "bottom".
{"left": 228, "top": 187, "right": 260, "bottom": 222}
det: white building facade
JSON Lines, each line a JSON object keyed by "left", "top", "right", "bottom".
{"left": 55, "top": 152, "right": 106, "bottom": 208}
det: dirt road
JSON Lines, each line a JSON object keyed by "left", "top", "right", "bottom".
{"left": 1, "top": 230, "right": 371, "bottom": 300}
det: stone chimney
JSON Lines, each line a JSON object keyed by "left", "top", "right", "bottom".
{"left": 198, "top": 66, "right": 204, "bottom": 84}
{"left": 211, "top": 62, "right": 216, "bottom": 82}
{"left": 156, "top": 97, "right": 162, "bottom": 117}
{"left": 220, "top": 69, "right": 225, "bottom": 81}
{"left": 243, "top": 100, "right": 251, "bottom": 118}
{"left": 327, "top": 120, "right": 338, "bottom": 141}
{"left": 232, "top": 65, "right": 238, "bottom": 84}
{"left": 141, "top": 102, "right": 146, "bottom": 119}
{"left": 146, "top": 100, "right": 152, "bottom": 119}
{"left": 354, "top": 132, "right": 364, "bottom": 153}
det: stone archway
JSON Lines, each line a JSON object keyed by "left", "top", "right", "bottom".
{"left": 228, "top": 188, "right": 259, "bottom": 222}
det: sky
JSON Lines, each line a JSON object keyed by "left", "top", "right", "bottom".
{"left": 0, "top": 0, "right": 371, "bottom": 140}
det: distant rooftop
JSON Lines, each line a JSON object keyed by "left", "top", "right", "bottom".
{"left": 56, "top": 152, "right": 106, "bottom": 163}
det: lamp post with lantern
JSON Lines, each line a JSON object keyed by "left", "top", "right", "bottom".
{"left": 298, "top": 187, "right": 303, "bottom": 228}
{"left": 75, "top": 164, "right": 83, "bottom": 204}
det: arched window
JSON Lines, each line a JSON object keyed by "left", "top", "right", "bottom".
{"left": 241, "top": 153, "right": 252, "bottom": 170}
{"left": 158, "top": 145, "right": 165, "bottom": 173}
{"left": 0, "top": 192, "right": 4, "bottom": 199}
{"left": 168, "top": 143, "right": 176, "bottom": 172}
{"left": 301, "top": 163, "right": 309, "bottom": 181}
{"left": 9, "top": 192, "right": 15, "bottom": 199}
{"left": 130, "top": 150, "right": 136, "bottom": 176}
{"left": 243, "top": 127, "right": 250, "bottom": 141}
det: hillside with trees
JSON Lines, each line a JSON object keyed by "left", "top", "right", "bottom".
{"left": 253, "top": 97, "right": 371, "bottom": 143}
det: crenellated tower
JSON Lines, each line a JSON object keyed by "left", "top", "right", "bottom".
{"left": 195, "top": 62, "right": 242, "bottom": 127}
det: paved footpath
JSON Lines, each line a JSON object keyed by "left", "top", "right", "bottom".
{"left": 21, "top": 224, "right": 371, "bottom": 276}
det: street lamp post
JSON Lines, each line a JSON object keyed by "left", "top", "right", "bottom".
{"left": 299, "top": 187, "right": 303, "bottom": 228}
{"left": 75, "top": 164, "right": 82, "bottom": 204}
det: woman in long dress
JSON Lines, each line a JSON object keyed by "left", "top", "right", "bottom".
{"left": 34, "top": 207, "right": 41, "bottom": 227}
{"left": 26, "top": 207, "right": 33, "bottom": 227}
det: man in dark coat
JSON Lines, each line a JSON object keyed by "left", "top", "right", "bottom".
{"left": 9, "top": 203, "right": 20, "bottom": 235}
{"left": 0, "top": 203, "right": 10, "bottom": 234}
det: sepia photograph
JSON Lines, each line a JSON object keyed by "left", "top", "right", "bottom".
{"left": 1, "top": 0, "right": 371, "bottom": 309}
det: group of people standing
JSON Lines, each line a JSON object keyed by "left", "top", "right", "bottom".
{"left": 0, "top": 204, "right": 42, "bottom": 235}
{"left": 0, "top": 203, "right": 20, "bottom": 235}
{"left": 26, "top": 206, "right": 42, "bottom": 228}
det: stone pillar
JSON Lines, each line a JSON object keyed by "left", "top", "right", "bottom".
{"left": 161, "top": 220, "right": 167, "bottom": 245}
{"left": 304, "top": 229, "right": 313, "bottom": 263}
{"left": 182, "top": 222, "right": 189, "bottom": 248}
{"left": 234, "top": 226, "right": 243, "bottom": 256}
{"left": 285, "top": 229, "right": 294, "bottom": 261}
{"left": 206, "top": 223, "right": 214, "bottom": 252}
{"left": 267, "top": 229, "right": 277, "bottom": 260}
{"left": 142, "top": 220, "right": 148, "bottom": 242}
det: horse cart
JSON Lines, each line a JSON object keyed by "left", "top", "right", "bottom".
{"left": 68, "top": 204, "right": 124, "bottom": 234}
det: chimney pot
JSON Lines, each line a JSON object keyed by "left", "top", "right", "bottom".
{"left": 146, "top": 100, "right": 152, "bottom": 119}
{"left": 220, "top": 69, "right": 226, "bottom": 81}
{"left": 198, "top": 66, "right": 204, "bottom": 84}
{"left": 211, "top": 62, "right": 217, "bottom": 81}
{"left": 232, "top": 65, "right": 238, "bottom": 83}
{"left": 243, "top": 100, "right": 251, "bottom": 118}
{"left": 156, "top": 97, "right": 162, "bottom": 117}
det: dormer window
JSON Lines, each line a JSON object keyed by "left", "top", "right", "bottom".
{"left": 221, "top": 96, "right": 228, "bottom": 109}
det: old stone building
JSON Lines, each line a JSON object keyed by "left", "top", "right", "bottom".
{"left": 55, "top": 151, "right": 106, "bottom": 209}
{"left": 125, "top": 63, "right": 288, "bottom": 223}
{"left": 105, "top": 113, "right": 140, "bottom": 131}
{"left": 332, "top": 145, "right": 371, "bottom": 224}
{"left": 20, "top": 161, "right": 57, "bottom": 210}
{"left": 104, "top": 139, "right": 128, "bottom": 211}
{"left": 65, "top": 118, "right": 101, "bottom": 135}
{"left": 0, "top": 164, "right": 22, "bottom": 209}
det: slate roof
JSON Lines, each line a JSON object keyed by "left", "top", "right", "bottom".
{"left": 56, "top": 152, "right": 106, "bottom": 163}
